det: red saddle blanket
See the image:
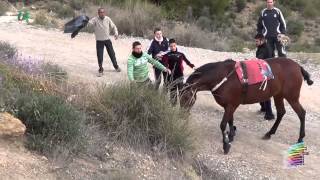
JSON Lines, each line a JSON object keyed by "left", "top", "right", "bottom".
{"left": 235, "top": 58, "right": 274, "bottom": 85}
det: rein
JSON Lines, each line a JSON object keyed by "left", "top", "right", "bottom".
{"left": 211, "top": 68, "right": 235, "bottom": 92}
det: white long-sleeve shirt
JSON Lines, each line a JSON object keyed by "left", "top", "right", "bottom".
{"left": 88, "top": 16, "right": 118, "bottom": 41}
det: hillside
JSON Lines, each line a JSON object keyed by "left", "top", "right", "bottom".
{"left": 1, "top": 14, "right": 320, "bottom": 179}
{"left": 1, "top": 0, "right": 319, "bottom": 52}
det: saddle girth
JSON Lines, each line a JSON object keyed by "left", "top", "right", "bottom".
{"left": 240, "top": 61, "right": 248, "bottom": 100}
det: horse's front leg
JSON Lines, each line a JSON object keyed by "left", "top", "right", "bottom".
{"left": 228, "top": 118, "right": 237, "bottom": 142}
{"left": 221, "top": 105, "right": 237, "bottom": 154}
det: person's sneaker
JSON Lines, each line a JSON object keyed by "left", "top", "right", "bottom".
{"left": 264, "top": 113, "right": 275, "bottom": 120}
{"left": 115, "top": 67, "right": 121, "bottom": 72}
{"left": 98, "top": 67, "right": 104, "bottom": 73}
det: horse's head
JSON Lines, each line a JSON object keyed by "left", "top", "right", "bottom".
{"left": 180, "top": 82, "right": 197, "bottom": 111}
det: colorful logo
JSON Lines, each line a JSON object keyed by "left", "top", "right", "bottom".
{"left": 285, "top": 142, "right": 308, "bottom": 168}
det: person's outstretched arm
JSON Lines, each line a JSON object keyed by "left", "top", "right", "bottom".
{"left": 127, "top": 57, "right": 135, "bottom": 81}
{"left": 147, "top": 54, "right": 167, "bottom": 72}
{"left": 182, "top": 54, "right": 195, "bottom": 68}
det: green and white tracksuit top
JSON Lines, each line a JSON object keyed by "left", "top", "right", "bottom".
{"left": 127, "top": 53, "right": 166, "bottom": 82}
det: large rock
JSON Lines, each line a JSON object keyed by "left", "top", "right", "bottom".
{"left": 0, "top": 112, "right": 26, "bottom": 137}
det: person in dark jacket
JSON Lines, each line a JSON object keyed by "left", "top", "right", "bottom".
{"left": 257, "top": 0, "right": 287, "bottom": 58}
{"left": 255, "top": 33, "right": 275, "bottom": 120}
{"left": 147, "top": 27, "right": 169, "bottom": 90}
{"left": 162, "top": 39, "right": 195, "bottom": 105}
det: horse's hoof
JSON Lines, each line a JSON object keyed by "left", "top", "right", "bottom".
{"left": 297, "top": 139, "right": 304, "bottom": 143}
{"left": 262, "top": 133, "right": 271, "bottom": 140}
{"left": 223, "top": 143, "right": 231, "bottom": 154}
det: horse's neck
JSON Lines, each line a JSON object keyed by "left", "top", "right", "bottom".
{"left": 202, "top": 63, "right": 234, "bottom": 92}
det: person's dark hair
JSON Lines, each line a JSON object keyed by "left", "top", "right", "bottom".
{"left": 255, "top": 33, "right": 265, "bottom": 40}
{"left": 169, "top": 38, "right": 176, "bottom": 44}
{"left": 132, "top": 41, "right": 141, "bottom": 48}
{"left": 154, "top": 27, "right": 161, "bottom": 34}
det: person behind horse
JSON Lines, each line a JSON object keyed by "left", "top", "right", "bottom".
{"left": 147, "top": 28, "right": 169, "bottom": 90}
{"left": 162, "top": 39, "right": 195, "bottom": 105}
{"left": 127, "top": 41, "right": 171, "bottom": 86}
{"left": 255, "top": 33, "right": 275, "bottom": 120}
{"left": 257, "top": 0, "right": 287, "bottom": 57}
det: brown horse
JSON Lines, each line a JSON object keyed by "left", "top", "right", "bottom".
{"left": 180, "top": 58, "right": 314, "bottom": 154}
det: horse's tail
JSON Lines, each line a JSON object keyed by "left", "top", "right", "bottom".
{"left": 300, "top": 66, "right": 314, "bottom": 86}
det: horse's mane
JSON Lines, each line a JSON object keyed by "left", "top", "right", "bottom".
{"left": 186, "top": 59, "right": 235, "bottom": 84}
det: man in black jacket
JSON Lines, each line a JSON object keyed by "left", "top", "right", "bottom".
{"left": 162, "top": 39, "right": 195, "bottom": 105}
{"left": 257, "top": 0, "right": 287, "bottom": 58}
{"left": 255, "top": 34, "right": 275, "bottom": 120}
{"left": 147, "top": 28, "right": 169, "bottom": 90}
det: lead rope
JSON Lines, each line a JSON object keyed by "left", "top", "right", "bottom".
{"left": 211, "top": 69, "right": 235, "bottom": 92}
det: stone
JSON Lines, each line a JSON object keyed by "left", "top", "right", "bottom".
{"left": 0, "top": 112, "right": 26, "bottom": 137}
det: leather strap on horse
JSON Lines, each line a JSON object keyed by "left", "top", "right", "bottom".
{"left": 240, "top": 61, "right": 248, "bottom": 102}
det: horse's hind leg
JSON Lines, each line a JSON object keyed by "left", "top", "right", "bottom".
{"left": 287, "top": 100, "right": 306, "bottom": 142}
{"left": 263, "top": 96, "right": 286, "bottom": 139}
{"left": 221, "top": 105, "right": 237, "bottom": 154}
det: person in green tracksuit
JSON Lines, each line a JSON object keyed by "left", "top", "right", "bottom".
{"left": 127, "top": 41, "right": 171, "bottom": 85}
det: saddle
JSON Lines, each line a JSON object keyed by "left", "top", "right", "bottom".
{"left": 235, "top": 58, "right": 274, "bottom": 95}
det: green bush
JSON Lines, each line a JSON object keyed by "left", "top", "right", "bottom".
{"left": 56, "top": 5, "right": 75, "bottom": 18}
{"left": 12, "top": 93, "right": 86, "bottom": 155}
{"left": 107, "top": 1, "right": 162, "bottom": 37}
{"left": 303, "top": 3, "right": 318, "bottom": 18}
{"left": 0, "top": 41, "right": 17, "bottom": 59}
{"left": 287, "top": 20, "right": 304, "bottom": 37}
{"left": 41, "top": 62, "right": 68, "bottom": 83}
{"left": 47, "top": 1, "right": 63, "bottom": 12}
{"left": 70, "top": 0, "right": 87, "bottom": 10}
{"left": 0, "top": 1, "right": 9, "bottom": 16}
{"left": 315, "top": 38, "right": 320, "bottom": 46}
{"left": 91, "top": 83, "right": 193, "bottom": 155}
{"left": 236, "top": 0, "right": 246, "bottom": 12}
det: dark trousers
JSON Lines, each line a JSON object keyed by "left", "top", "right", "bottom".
{"left": 167, "top": 76, "right": 184, "bottom": 105}
{"left": 154, "top": 66, "right": 168, "bottom": 90}
{"left": 267, "top": 37, "right": 286, "bottom": 58}
{"left": 260, "top": 99, "right": 273, "bottom": 115}
{"left": 96, "top": 40, "right": 118, "bottom": 69}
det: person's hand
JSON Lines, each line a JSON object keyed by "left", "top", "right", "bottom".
{"left": 166, "top": 68, "right": 171, "bottom": 74}
{"left": 115, "top": 35, "right": 119, "bottom": 40}
{"left": 156, "top": 51, "right": 164, "bottom": 59}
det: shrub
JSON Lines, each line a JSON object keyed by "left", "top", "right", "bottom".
{"left": 0, "top": 41, "right": 17, "bottom": 59}
{"left": 32, "top": 12, "right": 58, "bottom": 28}
{"left": 107, "top": 1, "right": 162, "bottom": 37}
{"left": 236, "top": 0, "right": 246, "bottom": 12}
{"left": 12, "top": 93, "right": 86, "bottom": 155}
{"left": 303, "top": 3, "right": 318, "bottom": 18}
{"left": 47, "top": 1, "right": 63, "bottom": 12}
{"left": 41, "top": 62, "right": 68, "bottom": 83}
{"left": 0, "top": 1, "right": 9, "bottom": 16}
{"left": 287, "top": 20, "right": 304, "bottom": 37}
{"left": 196, "top": 16, "right": 212, "bottom": 31}
{"left": 90, "top": 83, "right": 193, "bottom": 155}
{"left": 315, "top": 38, "right": 320, "bottom": 46}
{"left": 56, "top": 5, "right": 75, "bottom": 18}
{"left": 70, "top": 0, "right": 87, "bottom": 10}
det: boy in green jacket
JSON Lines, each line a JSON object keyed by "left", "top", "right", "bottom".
{"left": 127, "top": 41, "right": 171, "bottom": 85}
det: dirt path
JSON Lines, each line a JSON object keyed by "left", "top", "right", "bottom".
{"left": 1, "top": 16, "right": 319, "bottom": 179}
